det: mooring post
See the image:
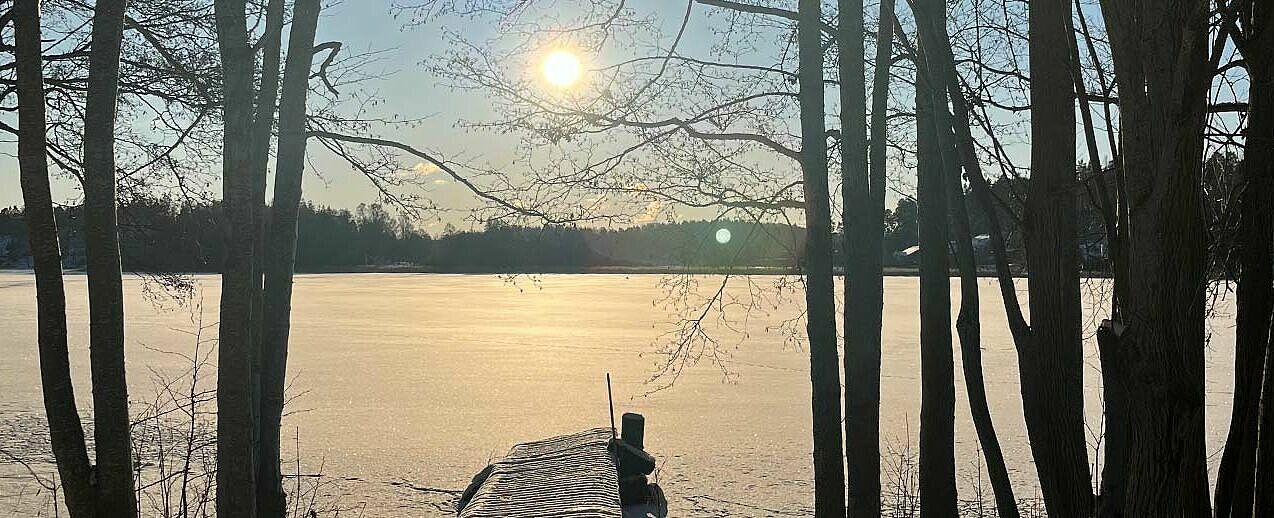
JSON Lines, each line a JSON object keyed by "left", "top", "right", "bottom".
{"left": 621, "top": 412, "right": 645, "bottom": 450}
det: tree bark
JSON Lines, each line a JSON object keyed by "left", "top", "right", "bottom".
{"left": 943, "top": 146, "right": 1019, "bottom": 518}
{"left": 258, "top": 1, "right": 323, "bottom": 515}
{"left": 911, "top": 1, "right": 957, "bottom": 514}
{"left": 215, "top": 0, "right": 260, "bottom": 515}
{"left": 903, "top": 6, "right": 1038, "bottom": 514}
{"left": 1096, "top": 1, "right": 1213, "bottom": 515}
{"left": 13, "top": 2, "right": 97, "bottom": 516}
{"left": 1244, "top": 4, "right": 1274, "bottom": 515}
{"left": 930, "top": 81, "right": 1020, "bottom": 518}
{"left": 798, "top": 0, "right": 846, "bottom": 513}
{"left": 248, "top": 0, "right": 285, "bottom": 514}
{"left": 82, "top": 1, "right": 137, "bottom": 515}
{"left": 1257, "top": 330, "right": 1274, "bottom": 517}
{"left": 1020, "top": 1, "right": 1094, "bottom": 516}
{"left": 839, "top": 0, "right": 882, "bottom": 513}
{"left": 1214, "top": 41, "right": 1271, "bottom": 515}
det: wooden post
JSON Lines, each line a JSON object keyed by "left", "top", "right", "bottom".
{"left": 621, "top": 413, "right": 645, "bottom": 450}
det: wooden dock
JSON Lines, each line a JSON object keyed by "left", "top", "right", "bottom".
{"left": 457, "top": 428, "right": 623, "bottom": 517}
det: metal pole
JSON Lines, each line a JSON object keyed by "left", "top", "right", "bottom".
{"left": 606, "top": 373, "right": 616, "bottom": 438}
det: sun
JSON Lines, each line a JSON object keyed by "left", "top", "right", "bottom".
{"left": 542, "top": 50, "right": 582, "bottom": 87}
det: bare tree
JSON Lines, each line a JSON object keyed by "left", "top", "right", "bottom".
{"left": 82, "top": 0, "right": 138, "bottom": 515}
{"left": 259, "top": 1, "right": 324, "bottom": 515}
{"left": 797, "top": 0, "right": 846, "bottom": 513}
{"left": 839, "top": 0, "right": 885, "bottom": 512}
{"left": 884, "top": 10, "right": 1024, "bottom": 515}
{"left": 908, "top": 1, "right": 1104, "bottom": 514}
{"left": 1095, "top": 0, "right": 1214, "bottom": 514}
{"left": 910, "top": 0, "right": 959, "bottom": 515}
{"left": 12, "top": 1, "right": 97, "bottom": 516}
{"left": 1018, "top": 0, "right": 1093, "bottom": 516}
{"left": 248, "top": 5, "right": 285, "bottom": 512}
{"left": 214, "top": 0, "right": 261, "bottom": 514}
{"left": 1215, "top": 2, "right": 1274, "bottom": 517}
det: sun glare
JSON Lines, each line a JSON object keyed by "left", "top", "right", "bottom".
{"left": 542, "top": 50, "right": 582, "bottom": 87}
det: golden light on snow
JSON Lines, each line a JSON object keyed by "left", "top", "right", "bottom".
{"left": 541, "top": 50, "right": 583, "bottom": 87}
{"left": 715, "top": 228, "right": 732, "bottom": 244}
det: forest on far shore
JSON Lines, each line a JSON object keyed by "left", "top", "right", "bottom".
{"left": 1, "top": 199, "right": 817, "bottom": 271}
{"left": 7, "top": 154, "right": 1240, "bottom": 273}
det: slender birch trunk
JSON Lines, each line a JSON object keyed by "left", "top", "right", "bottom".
{"left": 82, "top": 1, "right": 137, "bottom": 514}
{"left": 1020, "top": 1, "right": 1094, "bottom": 515}
{"left": 797, "top": 0, "right": 846, "bottom": 513}
{"left": 14, "top": 2, "right": 96, "bottom": 515}
{"left": 838, "top": 0, "right": 882, "bottom": 513}
{"left": 258, "top": 1, "right": 323, "bottom": 515}
{"left": 215, "top": 0, "right": 260, "bottom": 515}
{"left": 911, "top": 1, "right": 957, "bottom": 514}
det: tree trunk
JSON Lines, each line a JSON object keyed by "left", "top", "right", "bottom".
{"left": 910, "top": 2, "right": 1096, "bottom": 513}
{"left": 82, "top": 1, "right": 137, "bottom": 515}
{"left": 905, "top": 5, "right": 1034, "bottom": 514}
{"left": 936, "top": 92, "right": 1020, "bottom": 518}
{"left": 13, "top": 2, "right": 97, "bottom": 516}
{"left": 1257, "top": 333, "right": 1274, "bottom": 517}
{"left": 798, "top": 0, "right": 846, "bottom": 513}
{"left": 1020, "top": 1, "right": 1094, "bottom": 516}
{"left": 1214, "top": 53, "right": 1271, "bottom": 517}
{"left": 839, "top": 0, "right": 882, "bottom": 514}
{"left": 1096, "top": 1, "right": 1213, "bottom": 515}
{"left": 1094, "top": 322, "right": 1128, "bottom": 516}
{"left": 258, "top": 1, "right": 323, "bottom": 515}
{"left": 249, "top": 1, "right": 284, "bottom": 504}
{"left": 249, "top": 0, "right": 285, "bottom": 513}
{"left": 911, "top": 1, "right": 957, "bottom": 514}
{"left": 1244, "top": 5, "right": 1274, "bottom": 515}
{"left": 1068, "top": 0, "right": 1121, "bottom": 316}
{"left": 215, "top": 0, "right": 260, "bottom": 515}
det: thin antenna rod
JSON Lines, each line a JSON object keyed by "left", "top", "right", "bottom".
{"left": 606, "top": 373, "right": 616, "bottom": 438}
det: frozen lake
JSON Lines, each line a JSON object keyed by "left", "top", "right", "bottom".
{"left": 0, "top": 272, "right": 1239, "bottom": 516}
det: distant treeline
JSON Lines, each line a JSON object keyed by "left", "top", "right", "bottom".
{"left": 0, "top": 200, "right": 820, "bottom": 272}
{"left": 0, "top": 177, "right": 1137, "bottom": 273}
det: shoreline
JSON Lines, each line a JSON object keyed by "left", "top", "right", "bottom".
{"left": 2, "top": 266, "right": 1107, "bottom": 277}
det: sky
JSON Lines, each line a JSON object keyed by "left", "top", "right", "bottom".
{"left": 0, "top": 1, "right": 1247, "bottom": 233}
{"left": 0, "top": 1, "right": 534, "bottom": 231}
{"left": 0, "top": 0, "right": 722, "bottom": 232}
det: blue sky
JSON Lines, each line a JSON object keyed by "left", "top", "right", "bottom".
{"left": 1, "top": 0, "right": 723, "bottom": 232}
{"left": 0, "top": 1, "right": 1247, "bottom": 233}
{"left": 0, "top": 1, "right": 528, "bottom": 231}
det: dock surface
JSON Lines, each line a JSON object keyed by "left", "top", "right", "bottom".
{"left": 458, "top": 427, "right": 622, "bottom": 517}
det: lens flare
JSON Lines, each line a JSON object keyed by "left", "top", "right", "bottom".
{"left": 715, "top": 228, "right": 732, "bottom": 244}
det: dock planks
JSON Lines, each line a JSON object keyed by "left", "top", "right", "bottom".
{"left": 458, "top": 428, "right": 622, "bottom": 518}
